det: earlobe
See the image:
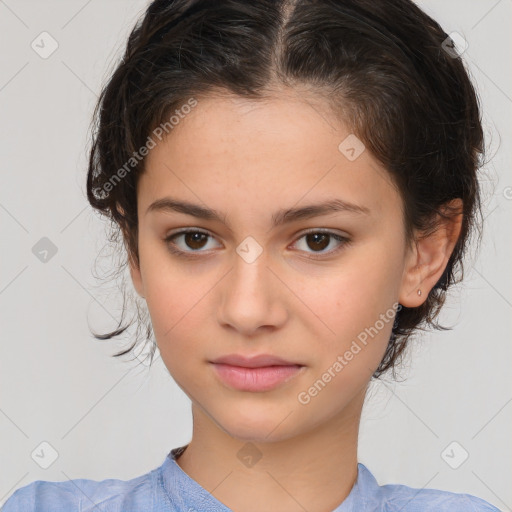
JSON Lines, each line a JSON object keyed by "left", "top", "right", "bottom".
{"left": 399, "top": 256, "right": 425, "bottom": 308}
{"left": 399, "top": 199, "right": 463, "bottom": 307}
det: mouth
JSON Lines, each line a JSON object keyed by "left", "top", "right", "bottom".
{"left": 209, "top": 353, "right": 305, "bottom": 392}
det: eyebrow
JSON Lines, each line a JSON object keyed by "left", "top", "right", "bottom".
{"left": 145, "top": 196, "right": 370, "bottom": 228}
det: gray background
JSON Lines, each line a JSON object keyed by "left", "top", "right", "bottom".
{"left": 0, "top": 0, "right": 510, "bottom": 509}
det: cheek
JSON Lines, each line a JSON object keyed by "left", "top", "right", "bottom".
{"left": 294, "top": 271, "right": 397, "bottom": 417}
{"left": 144, "top": 276, "right": 199, "bottom": 348}
{"left": 143, "top": 280, "right": 203, "bottom": 392}
{"left": 294, "top": 240, "right": 404, "bottom": 385}
{"left": 139, "top": 250, "right": 216, "bottom": 380}
{"left": 298, "top": 249, "right": 403, "bottom": 337}
{"left": 138, "top": 242, "right": 191, "bottom": 343}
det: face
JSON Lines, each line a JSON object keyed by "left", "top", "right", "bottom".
{"left": 130, "top": 89, "right": 416, "bottom": 442}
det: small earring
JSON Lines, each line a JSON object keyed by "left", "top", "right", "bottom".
{"left": 417, "top": 289, "right": 422, "bottom": 296}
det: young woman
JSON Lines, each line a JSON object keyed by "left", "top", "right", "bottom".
{"left": 3, "top": 0, "right": 501, "bottom": 510}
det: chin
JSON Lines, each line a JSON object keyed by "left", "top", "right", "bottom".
{"left": 213, "top": 403, "right": 299, "bottom": 443}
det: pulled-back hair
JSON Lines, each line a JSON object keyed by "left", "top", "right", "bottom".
{"left": 86, "top": 0, "right": 485, "bottom": 379}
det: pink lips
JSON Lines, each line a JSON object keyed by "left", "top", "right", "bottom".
{"left": 210, "top": 354, "right": 304, "bottom": 392}
{"left": 212, "top": 354, "right": 304, "bottom": 392}
{"left": 212, "top": 354, "right": 300, "bottom": 368}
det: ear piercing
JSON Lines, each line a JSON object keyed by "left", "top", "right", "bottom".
{"left": 417, "top": 289, "right": 422, "bottom": 296}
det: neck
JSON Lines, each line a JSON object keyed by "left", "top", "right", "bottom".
{"left": 176, "top": 390, "right": 365, "bottom": 512}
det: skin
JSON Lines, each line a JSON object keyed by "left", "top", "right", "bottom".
{"left": 129, "top": 88, "right": 462, "bottom": 512}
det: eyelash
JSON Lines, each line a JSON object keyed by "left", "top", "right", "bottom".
{"left": 164, "top": 228, "right": 351, "bottom": 260}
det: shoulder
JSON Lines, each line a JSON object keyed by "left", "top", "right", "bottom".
{"left": 377, "top": 482, "right": 502, "bottom": 511}
{"left": 356, "top": 464, "right": 502, "bottom": 512}
{"left": 1, "top": 466, "right": 160, "bottom": 512}
{"left": 381, "top": 485, "right": 500, "bottom": 512}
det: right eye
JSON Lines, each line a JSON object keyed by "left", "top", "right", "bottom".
{"left": 164, "top": 228, "right": 221, "bottom": 257}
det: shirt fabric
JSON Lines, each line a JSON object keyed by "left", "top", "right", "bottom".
{"left": 2, "top": 445, "right": 501, "bottom": 512}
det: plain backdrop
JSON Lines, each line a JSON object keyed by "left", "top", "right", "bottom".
{"left": 0, "top": 0, "right": 510, "bottom": 509}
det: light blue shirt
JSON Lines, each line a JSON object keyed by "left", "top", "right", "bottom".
{"left": 2, "top": 445, "right": 501, "bottom": 511}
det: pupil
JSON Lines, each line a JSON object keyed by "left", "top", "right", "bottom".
{"left": 186, "top": 232, "right": 207, "bottom": 250}
{"left": 307, "top": 233, "right": 329, "bottom": 251}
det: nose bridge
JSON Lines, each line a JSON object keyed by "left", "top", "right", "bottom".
{"left": 229, "top": 240, "right": 274, "bottom": 307}
{"left": 217, "top": 237, "right": 287, "bottom": 334}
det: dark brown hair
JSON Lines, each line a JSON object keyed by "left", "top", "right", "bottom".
{"left": 86, "top": 0, "right": 485, "bottom": 380}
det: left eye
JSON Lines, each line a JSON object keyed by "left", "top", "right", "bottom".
{"left": 164, "top": 229, "right": 350, "bottom": 258}
{"left": 292, "top": 230, "right": 350, "bottom": 258}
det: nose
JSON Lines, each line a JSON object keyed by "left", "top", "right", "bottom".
{"left": 216, "top": 248, "right": 288, "bottom": 337}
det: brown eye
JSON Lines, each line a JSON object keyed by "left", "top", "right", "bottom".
{"left": 305, "top": 233, "right": 330, "bottom": 252}
{"left": 164, "top": 229, "right": 221, "bottom": 256}
{"left": 292, "top": 230, "right": 351, "bottom": 259}
{"left": 182, "top": 232, "right": 208, "bottom": 250}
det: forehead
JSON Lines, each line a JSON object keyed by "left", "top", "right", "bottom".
{"left": 138, "top": 91, "right": 399, "bottom": 223}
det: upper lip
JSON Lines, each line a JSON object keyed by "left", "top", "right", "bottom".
{"left": 210, "top": 354, "right": 302, "bottom": 368}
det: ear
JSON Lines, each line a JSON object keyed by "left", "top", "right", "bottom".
{"left": 399, "top": 199, "right": 463, "bottom": 307}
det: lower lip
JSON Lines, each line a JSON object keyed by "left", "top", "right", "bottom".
{"left": 211, "top": 363, "right": 304, "bottom": 392}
